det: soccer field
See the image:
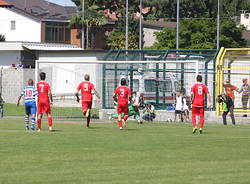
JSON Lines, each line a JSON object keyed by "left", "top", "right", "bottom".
{"left": 1, "top": 119, "right": 250, "bottom": 184}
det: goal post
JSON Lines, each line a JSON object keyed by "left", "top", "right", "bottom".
{"left": 216, "top": 47, "right": 250, "bottom": 115}
{"left": 35, "top": 59, "right": 200, "bottom": 120}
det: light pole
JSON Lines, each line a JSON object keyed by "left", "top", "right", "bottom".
{"left": 125, "top": 0, "right": 129, "bottom": 51}
{"left": 81, "top": 0, "right": 85, "bottom": 49}
{"left": 176, "top": 0, "right": 179, "bottom": 50}
{"left": 217, "top": 0, "right": 220, "bottom": 50}
{"left": 139, "top": 0, "right": 142, "bottom": 50}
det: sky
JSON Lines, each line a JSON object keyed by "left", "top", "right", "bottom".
{"left": 45, "top": 0, "right": 76, "bottom": 6}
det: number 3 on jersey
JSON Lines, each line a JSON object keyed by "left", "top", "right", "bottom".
{"left": 120, "top": 89, "right": 125, "bottom": 97}
{"left": 198, "top": 86, "right": 203, "bottom": 95}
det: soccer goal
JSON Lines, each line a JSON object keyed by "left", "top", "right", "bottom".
{"left": 35, "top": 58, "right": 201, "bottom": 120}
{"left": 216, "top": 48, "right": 250, "bottom": 115}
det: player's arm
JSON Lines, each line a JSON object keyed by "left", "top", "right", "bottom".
{"left": 190, "top": 91, "right": 194, "bottom": 103}
{"left": 48, "top": 89, "right": 53, "bottom": 105}
{"left": 17, "top": 96, "right": 22, "bottom": 107}
{"left": 17, "top": 89, "right": 24, "bottom": 107}
{"left": 113, "top": 93, "right": 118, "bottom": 102}
{"left": 75, "top": 84, "right": 82, "bottom": 103}
{"left": 207, "top": 92, "right": 212, "bottom": 108}
{"left": 75, "top": 89, "right": 80, "bottom": 103}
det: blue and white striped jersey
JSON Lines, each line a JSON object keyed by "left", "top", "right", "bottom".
{"left": 20, "top": 86, "right": 38, "bottom": 103}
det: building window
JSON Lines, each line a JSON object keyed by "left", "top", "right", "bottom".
{"left": 10, "top": 21, "right": 16, "bottom": 31}
{"left": 45, "top": 22, "right": 71, "bottom": 44}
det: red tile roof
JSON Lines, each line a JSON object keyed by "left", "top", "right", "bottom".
{"left": 0, "top": 0, "right": 12, "bottom": 7}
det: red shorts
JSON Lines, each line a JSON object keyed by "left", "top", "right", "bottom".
{"left": 192, "top": 107, "right": 204, "bottom": 116}
{"left": 38, "top": 102, "right": 51, "bottom": 114}
{"left": 81, "top": 101, "right": 92, "bottom": 112}
{"left": 117, "top": 103, "right": 128, "bottom": 115}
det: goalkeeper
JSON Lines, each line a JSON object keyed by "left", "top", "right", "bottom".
{"left": 110, "top": 103, "right": 142, "bottom": 122}
{"left": 217, "top": 93, "right": 236, "bottom": 125}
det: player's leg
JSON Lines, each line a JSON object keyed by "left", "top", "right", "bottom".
{"left": 47, "top": 113, "right": 53, "bottom": 131}
{"left": 30, "top": 102, "right": 37, "bottom": 130}
{"left": 121, "top": 104, "right": 129, "bottom": 128}
{"left": 242, "top": 95, "right": 248, "bottom": 117}
{"left": 192, "top": 107, "right": 198, "bottom": 133}
{"left": 24, "top": 104, "right": 30, "bottom": 130}
{"left": 199, "top": 108, "right": 205, "bottom": 134}
{"left": 37, "top": 102, "right": 44, "bottom": 131}
{"left": 43, "top": 103, "right": 52, "bottom": 131}
{"left": 117, "top": 104, "right": 123, "bottom": 129}
{"left": 222, "top": 111, "right": 228, "bottom": 125}
{"left": 37, "top": 113, "right": 42, "bottom": 131}
{"left": 174, "top": 111, "right": 177, "bottom": 121}
{"left": 24, "top": 115, "right": 29, "bottom": 130}
{"left": 229, "top": 105, "right": 236, "bottom": 125}
{"left": 86, "top": 102, "right": 92, "bottom": 128}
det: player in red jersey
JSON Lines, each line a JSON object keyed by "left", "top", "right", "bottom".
{"left": 36, "top": 72, "right": 53, "bottom": 132}
{"left": 76, "top": 74, "right": 100, "bottom": 128}
{"left": 113, "top": 78, "right": 131, "bottom": 130}
{"left": 191, "top": 75, "right": 211, "bottom": 134}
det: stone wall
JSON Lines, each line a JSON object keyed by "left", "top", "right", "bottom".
{"left": 1, "top": 68, "right": 35, "bottom": 104}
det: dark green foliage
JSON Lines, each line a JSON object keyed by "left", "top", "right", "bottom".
{"left": 150, "top": 19, "right": 246, "bottom": 49}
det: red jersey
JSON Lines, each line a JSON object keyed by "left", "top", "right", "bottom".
{"left": 114, "top": 86, "right": 131, "bottom": 104}
{"left": 37, "top": 81, "right": 51, "bottom": 102}
{"left": 77, "top": 81, "right": 94, "bottom": 102}
{"left": 223, "top": 84, "right": 238, "bottom": 99}
{"left": 191, "top": 83, "right": 209, "bottom": 107}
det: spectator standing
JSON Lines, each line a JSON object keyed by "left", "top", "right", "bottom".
{"left": 239, "top": 78, "right": 250, "bottom": 117}
{"left": 174, "top": 91, "right": 183, "bottom": 122}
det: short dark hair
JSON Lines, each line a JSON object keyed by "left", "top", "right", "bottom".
{"left": 28, "top": 79, "right": 33, "bottom": 86}
{"left": 40, "top": 72, "right": 46, "bottom": 80}
{"left": 196, "top": 75, "right": 202, "bottom": 82}
{"left": 84, "top": 74, "right": 90, "bottom": 81}
{"left": 121, "top": 78, "right": 126, "bottom": 86}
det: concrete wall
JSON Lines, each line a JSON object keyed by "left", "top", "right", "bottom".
{"left": 0, "top": 8, "right": 41, "bottom": 42}
{"left": 1, "top": 68, "right": 35, "bottom": 104}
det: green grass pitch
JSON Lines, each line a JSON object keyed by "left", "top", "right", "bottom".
{"left": 1, "top": 119, "right": 250, "bottom": 184}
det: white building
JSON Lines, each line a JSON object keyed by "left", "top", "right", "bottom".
{"left": 142, "top": 21, "right": 176, "bottom": 47}
{"left": 0, "top": 0, "right": 77, "bottom": 44}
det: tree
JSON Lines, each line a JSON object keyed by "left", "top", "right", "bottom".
{"left": 140, "top": 0, "right": 250, "bottom": 20}
{"left": 106, "top": 15, "right": 140, "bottom": 49}
{"left": 0, "top": 34, "right": 5, "bottom": 41}
{"left": 69, "top": 1, "right": 107, "bottom": 48}
{"left": 150, "top": 19, "right": 246, "bottom": 49}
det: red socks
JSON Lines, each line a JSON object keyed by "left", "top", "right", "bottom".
{"left": 124, "top": 115, "right": 128, "bottom": 121}
{"left": 48, "top": 117, "right": 52, "bottom": 127}
{"left": 200, "top": 115, "right": 204, "bottom": 128}
{"left": 192, "top": 114, "right": 196, "bottom": 128}
{"left": 37, "top": 119, "right": 41, "bottom": 129}
{"left": 118, "top": 120, "right": 122, "bottom": 127}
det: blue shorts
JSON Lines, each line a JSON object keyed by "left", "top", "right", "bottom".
{"left": 25, "top": 102, "right": 37, "bottom": 115}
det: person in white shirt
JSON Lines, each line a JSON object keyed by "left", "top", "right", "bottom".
{"left": 182, "top": 95, "right": 190, "bottom": 122}
{"left": 174, "top": 91, "right": 183, "bottom": 122}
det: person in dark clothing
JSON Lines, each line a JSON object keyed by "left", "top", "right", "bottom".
{"left": 217, "top": 94, "right": 236, "bottom": 125}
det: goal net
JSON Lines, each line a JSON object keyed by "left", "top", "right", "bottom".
{"left": 216, "top": 48, "right": 250, "bottom": 115}
{"left": 35, "top": 59, "right": 208, "bottom": 121}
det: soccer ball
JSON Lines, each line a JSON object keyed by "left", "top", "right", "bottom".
{"left": 166, "top": 118, "right": 172, "bottom": 122}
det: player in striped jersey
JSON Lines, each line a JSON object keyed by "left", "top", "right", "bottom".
{"left": 17, "top": 79, "right": 38, "bottom": 130}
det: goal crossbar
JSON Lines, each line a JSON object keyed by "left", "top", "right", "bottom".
{"left": 35, "top": 59, "right": 199, "bottom": 83}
